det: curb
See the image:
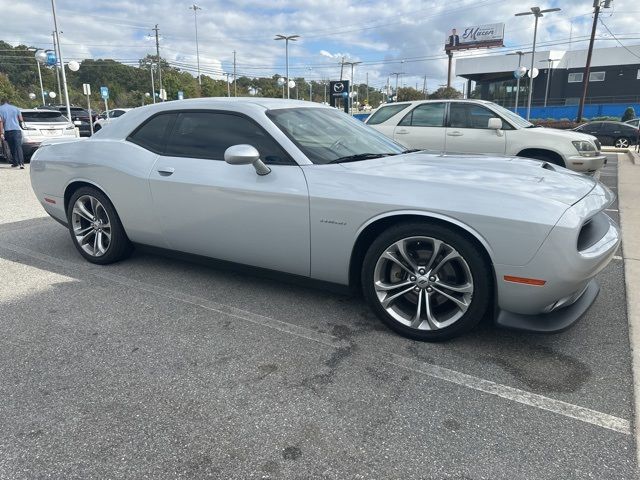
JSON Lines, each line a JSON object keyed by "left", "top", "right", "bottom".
{"left": 618, "top": 152, "right": 640, "bottom": 469}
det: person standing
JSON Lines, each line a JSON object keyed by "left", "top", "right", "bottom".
{"left": 0, "top": 98, "right": 25, "bottom": 169}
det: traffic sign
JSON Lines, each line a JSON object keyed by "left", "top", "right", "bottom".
{"left": 177, "top": 91, "right": 184, "bottom": 100}
{"left": 100, "top": 86, "right": 109, "bottom": 100}
{"left": 83, "top": 83, "right": 91, "bottom": 95}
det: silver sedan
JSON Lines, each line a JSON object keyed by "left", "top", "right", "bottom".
{"left": 30, "top": 98, "right": 620, "bottom": 340}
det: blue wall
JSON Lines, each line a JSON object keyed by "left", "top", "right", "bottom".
{"left": 517, "top": 103, "right": 640, "bottom": 121}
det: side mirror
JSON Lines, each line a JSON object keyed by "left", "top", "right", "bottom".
{"left": 224, "top": 144, "right": 271, "bottom": 176}
{"left": 487, "top": 117, "right": 502, "bottom": 130}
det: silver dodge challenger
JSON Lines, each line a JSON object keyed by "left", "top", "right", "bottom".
{"left": 30, "top": 98, "right": 620, "bottom": 340}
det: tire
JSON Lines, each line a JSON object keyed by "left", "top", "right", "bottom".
{"left": 614, "top": 137, "right": 630, "bottom": 149}
{"left": 361, "top": 222, "right": 492, "bottom": 341}
{"left": 66, "top": 187, "right": 132, "bottom": 264}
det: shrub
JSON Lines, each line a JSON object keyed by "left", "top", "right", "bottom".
{"left": 622, "top": 107, "right": 636, "bottom": 122}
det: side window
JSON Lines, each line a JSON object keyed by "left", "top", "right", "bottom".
{"left": 399, "top": 103, "right": 445, "bottom": 127}
{"left": 449, "top": 104, "right": 510, "bottom": 130}
{"left": 165, "top": 112, "right": 292, "bottom": 165}
{"left": 127, "top": 113, "right": 177, "bottom": 153}
{"left": 366, "top": 104, "right": 410, "bottom": 125}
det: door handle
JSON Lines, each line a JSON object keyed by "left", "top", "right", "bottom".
{"left": 447, "top": 131, "right": 463, "bottom": 137}
{"left": 395, "top": 129, "right": 409, "bottom": 135}
{"left": 157, "top": 167, "right": 175, "bottom": 176}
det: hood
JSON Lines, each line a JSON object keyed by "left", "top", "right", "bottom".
{"left": 339, "top": 152, "right": 596, "bottom": 206}
{"left": 526, "top": 126, "right": 597, "bottom": 143}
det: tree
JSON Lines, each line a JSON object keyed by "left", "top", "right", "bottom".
{"left": 0, "top": 73, "right": 17, "bottom": 102}
{"left": 429, "top": 86, "right": 463, "bottom": 99}
{"left": 622, "top": 107, "right": 636, "bottom": 122}
{"left": 397, "top": 87, "right": 425, "bottom": 102}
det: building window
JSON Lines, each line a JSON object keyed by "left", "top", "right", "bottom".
{"left": 568, "top": 72, "right": 583, "bottom": 83}
{"left": 589, "top": 71, "right": 605, "bottom": 82}
{"left": 637, "top": 69, "right": 640, "bottom": 79}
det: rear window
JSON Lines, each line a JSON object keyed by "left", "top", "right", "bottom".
{"left": 22, "top": 111, "right": 68, "bottom": 123}
{"left": 366, "top": 104, "right": 410, "bottom": 125}
{"left": 127, "top": 113, "right": 177, "bottom": 153}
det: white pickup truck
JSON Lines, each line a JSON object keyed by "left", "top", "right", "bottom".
{"left": 366, "top": 99, "right": 606, "bottom": 173}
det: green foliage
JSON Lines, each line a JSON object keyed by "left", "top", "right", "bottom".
{"left": 429, "top": 86, "right": 463, "bottom": 99}
{"left": 622, "top": 107, "right": 636, "bottom": 122}
{"left": 0, "top": 39, "right": 385, "bottom": 110}
{"left": 0, "top": 73, "right": 17, "bottom": 102}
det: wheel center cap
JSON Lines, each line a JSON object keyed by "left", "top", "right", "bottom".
{"left": 416, "top": 276, "right": 430, "bottom": 288}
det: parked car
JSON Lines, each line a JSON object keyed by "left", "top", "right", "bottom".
{"left": 93, "top": 108, "right": 132, "bottom": 132}
{"left": 46, "top": 105, "right": 97, "bottom": 137}
{"left": 573, "top": 121, "right": 639, "bottom": 148}
{"left": 366, "top": 99, "right": 606, "bottom": 174}
{"left": 624, "top": 118, "right": 639, "bottom": 129}
{"left": 18, "top": 109, "right": 79, "bottom": 161}
{"left": 30, "top": 98, "right": 619, "bottom": 341}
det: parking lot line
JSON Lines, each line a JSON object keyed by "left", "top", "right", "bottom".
{"left": 0, "top": 240, "right": 631, "bottom": 436}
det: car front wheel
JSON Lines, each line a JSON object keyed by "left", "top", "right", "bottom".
{"left": 362, "top": 223, "right": 492, "bottom": 341}
{"left": 66, "top": 187, "right": 132, "bottom": 264}
{"left": 614, "top": 137, "right": 630, "bottom": 148}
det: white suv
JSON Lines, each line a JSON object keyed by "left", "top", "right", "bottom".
{"left": 20, "top": 109, "right": 79, "bottom": 160}
{"left": 366, "top": 99, "right": 606, "bottom": 173}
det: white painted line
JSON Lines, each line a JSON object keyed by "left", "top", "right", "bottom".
{"left": 605, "top": 209, "right": 619, "bottom": 212}
{"left": 0, "top": 241, "right": 632, "bottom": 436}
{"left": 613, "top": 255, "right": 623, "bottom": 261}
{"left": 387, "top": 354, "right": 631, "bottom": 435}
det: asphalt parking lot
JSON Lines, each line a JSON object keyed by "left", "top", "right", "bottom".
{"left": 0, "top": 155, "right": 635, "bottom": 479}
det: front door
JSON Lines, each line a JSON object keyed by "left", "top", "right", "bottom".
{"left": 444, "top": 103, "right": 507, "bottom": 155}
{"left": 148, "top": 111, "right": 310, "bottom": 276}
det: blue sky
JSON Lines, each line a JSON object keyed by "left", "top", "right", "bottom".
{"left": 2, "top": 0, "right": 639, "bottom": 93}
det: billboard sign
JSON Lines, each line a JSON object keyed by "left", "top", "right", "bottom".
{"left": 445, "top": 23, "right": 504, "bottom": 51}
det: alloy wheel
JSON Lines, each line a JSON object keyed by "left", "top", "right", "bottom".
{"left": 615, "top": 138, "right": 629, "bottom": 148}
{"left": 373, "top": 236, "right": 474, "bottom": 331}
{"left": 71, "top": 195, "right": 112, "bottom": 257}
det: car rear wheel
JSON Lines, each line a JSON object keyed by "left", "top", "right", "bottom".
{"left": 66, "top": 187, "right": 132, "bottom": 264}
{"left": 361, "top": 223, "right": 492, "bottom": 341}
{"left": 614, "top": 137, "right": 630, "bottom": 148}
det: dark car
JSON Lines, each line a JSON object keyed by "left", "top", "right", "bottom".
{"left": 47, "top": 106, "right": 97, "bottom": 137}
{"left": 626, "top": 118, "right": 640, "bottom": 129}
{"left": 574, "top": 121, "right": 639, "bottom": 149}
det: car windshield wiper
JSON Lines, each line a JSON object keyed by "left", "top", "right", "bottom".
{"left": 328, "top": 153, "right": 396, "bottom": 164}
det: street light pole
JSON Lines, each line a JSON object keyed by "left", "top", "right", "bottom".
{"left": 50, "top": 0, "right": 71, "bottom": 122}
{"left": 515, "top": 6, "right": 561, "bottom": 120}
{"left": 390, "top": 72, "right": 403, "bottom": 101}
{"left": 150, "top": 63, "right": 156, "bottom": 103}
{"left": 51, "top": 32, "right": 62, "bottom": 100}
{"left": 540, "top": 58, "right": 560, "bottom": 107}
{"left": 189, "top": 4, "right": 202, "bottom": 86}
{"left": 344, "top": 61, "right": 362, "bottom": 115}
{"left": 274, "top": 34, "right": 300, "bottom": 99}
{"left": 507, "top": 51, "right": 530, "bottom": 113}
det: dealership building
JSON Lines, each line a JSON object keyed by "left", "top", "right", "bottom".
{"left": 455, "top": 45, "right": 640, "bottom": 118}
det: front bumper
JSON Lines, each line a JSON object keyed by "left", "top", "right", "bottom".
{"left": 493, "top": 182, "right": 619, "bottom": 332}
{"left": 495, "top": 280, "right": 599, "bottom": 333}
{"left": 566, "top": 153, "right": 606, "bottom": 173}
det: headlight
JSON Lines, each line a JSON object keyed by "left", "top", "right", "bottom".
{"left": 572, "top": 140, "right": 598, "bottom": 157}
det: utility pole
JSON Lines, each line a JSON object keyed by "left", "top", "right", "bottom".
{"left": 446, "top": 51, "right": 453, "bottom": 88}
{"left": 150, "top": 64, "right": 156, "bottom": 103}
{"left": 390, "top": 72, "right": 403, "bottom": 101}
{"left": 189, "top": 4, "right": 202, "bottom": 86}
{"left": 225, "top": 73, "right": 231, "bottom": 97}
{"left": 343, "top": 61, "right": 362, "bottom": 115}
{"left": 152, "top": 24, "right": 163, "bottom": 101}
{"left": 233, "top": 50, "right": 237, "bottom": 96}
{"left": 577, "top": 0, "right": 612, "bottom": 122}
{"left": 423, "top": 75, "right": 427, "bottom": 99}
{"left": 339, "top": 56, "right": 345, "bottom": 80}
{"left": 52, "top": 32, "right": 62, "bottom": 101}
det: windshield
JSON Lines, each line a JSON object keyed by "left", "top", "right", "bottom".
{"left": 489, "top": 103, "right": 533, "bottom": 129}
{"left": 366, "top": 104, "right": 410, "bottom": 125}
{"left": 267, "top": 107, "right": 406, "bottom": 164}
{"left": 22, "top": 111, "right": 68, "bottom": 123}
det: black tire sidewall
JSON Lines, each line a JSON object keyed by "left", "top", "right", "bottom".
{"left": 66, "top": 187, "right": 131, "bottom": 264}
{"left": 361, "top": 222, "right": 492, "bottom": 341}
